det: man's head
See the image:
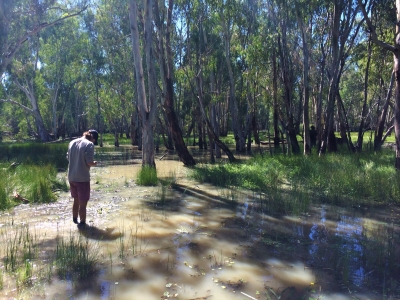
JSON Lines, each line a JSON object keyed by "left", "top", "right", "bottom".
{"left": 88, "top": 129, "right": 99, "bottom": 145}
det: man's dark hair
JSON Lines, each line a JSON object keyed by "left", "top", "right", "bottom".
{"left": 88, "top": 129, "right": 99, "bottom": 145}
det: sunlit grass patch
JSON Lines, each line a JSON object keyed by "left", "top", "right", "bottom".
{"left": 7, "top": 164, "right": 67, "bottom": 204}
{"left": 136, "top": 165, "right": 158, "bottom": 186}
{"left": 190, "top": 150, "right": 400, "bottom": 213}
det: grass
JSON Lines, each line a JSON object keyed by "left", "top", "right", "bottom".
{"left": 55, "top": 233, "right": 99, "bottom": 280}
{"left": 0, "top": 142, "right": 70, "bottom": 209}
{"left": 0, "top": 163, "right": 68, "bottom": 208}
{"left": 0, "top": 224, "right": 100, "bottom": 297}
{"left": 190, "top": 149, "right": 400, "bottom": 213}
{"left": 136, "top": 165, "right": 158, "bottom": 186}
{"left": 0, "top": 142, "right": 69, "bottom": 169}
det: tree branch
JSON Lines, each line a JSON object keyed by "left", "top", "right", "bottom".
{"left": 357, "top": 0, "right": 398, "bottom": 52}
{"left": 0, "top": 98, "right": 34, "bottom": 114}
{"left": 1, "top": 6, "right": 88, "bottom": 75}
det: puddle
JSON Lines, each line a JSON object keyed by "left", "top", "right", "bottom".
{"left": 0, "top": 148, "right": 399, "bottom": 299}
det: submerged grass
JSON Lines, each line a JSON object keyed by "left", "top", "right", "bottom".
{"left": 0, "top": 225, "right": 99, "bottom": 297}
{"left": 191, "top": 150, "right": 400, "bottom": 212}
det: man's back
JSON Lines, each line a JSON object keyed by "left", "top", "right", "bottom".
{"left": 67, "top": 137, "right": 95, "bottom": 182}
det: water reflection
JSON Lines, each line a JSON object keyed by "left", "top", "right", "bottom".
{"left": 0, "top": 147, "right": 399, "bottom": 299}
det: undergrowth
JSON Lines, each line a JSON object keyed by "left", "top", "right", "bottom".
{"left": 190, "top": 150, "right": 400, "bottom": 212}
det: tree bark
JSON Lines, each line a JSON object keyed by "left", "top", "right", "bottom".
{"left": 14, "top": 79, "right": 48, "bottom": 142}
{"left": 154, "top": 0, "right": 196, "bottom": 166}
{"left": 196, "top": 74, "right": 236, "bottom": 162}
{"left": 356, "top": 39, "right": 372, "bottom": 152}
{"left": 357, "top": 0, "right": 400, "bottom": 168}
{"left": 129, "top": 0, "right": 156, "bottom": 167}
{"left": 374, "top": 72, "right": 394, "bottom": 151}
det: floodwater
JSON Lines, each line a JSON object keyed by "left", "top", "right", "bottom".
{"left": 0, "top": 146, "right": 399, "bottom": 300}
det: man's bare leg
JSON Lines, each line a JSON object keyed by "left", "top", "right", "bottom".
{"left": 72, "top": 198, "right": 79, "bottom": 224}
{"left": 78, "top": 200, "right": 88, "bottom": 224}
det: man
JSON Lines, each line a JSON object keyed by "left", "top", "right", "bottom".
{"left": 67, "top": 129, "right": 98, "bottom": 229}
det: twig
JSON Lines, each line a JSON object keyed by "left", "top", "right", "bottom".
{"left": 13, "top": 191, "right": 29, "bottom": 204}
{"left": 240, "top": 292, "right": 258, "bottom": 300}
{"left": 159, "top": 151, "right": 169, "bottom": 160}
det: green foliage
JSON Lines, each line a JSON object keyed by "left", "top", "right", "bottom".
{"left": 0, "top": 142, "right": 69, "bottom": 169}
{"left": 0, "top": 161, "right": 67, "bottom": 208}
{"left": 191, "top": 150, "right": 400, "bottom": 213}
{"left": 0, "top": 180, "right": 9, "bottom": 210}
{"left": 136, "top": 165, "right": 158, "bottom": 186}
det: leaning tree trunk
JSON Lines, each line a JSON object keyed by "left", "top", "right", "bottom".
{"left": 154, "top": 0, "right": 196, "bottom": 166}
{"left": 196, "top": 74, "right": 236, "bottom": 162}
{"left": 375, "top": 72, "right": 394, "bottom": 151}
{"left": 14, "top": 79, "right": 49, "bottom": 142}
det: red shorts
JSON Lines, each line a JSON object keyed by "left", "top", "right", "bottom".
{"left": 69, "top": 181, "right": 91, "bottom": 202}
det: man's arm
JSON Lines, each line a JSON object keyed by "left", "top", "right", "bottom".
{"left": 87, "top": 161, "right": 97, "bottom": 167}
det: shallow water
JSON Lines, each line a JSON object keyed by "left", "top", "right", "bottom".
{"left": 0, "top": 147, "right": 399, "bottom": 300}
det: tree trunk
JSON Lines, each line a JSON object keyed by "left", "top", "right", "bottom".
{"left": 277, "top": 32, "right": 300, "bottom": 154}
{"left": 375, "top": 72, "right": 394, "bottom": 151}
{"left": 154, "top": 0, "right": 196, "bottom": 166}
{"left": 272, "top": 50, "right": 280, "bottom": 148}
{"left": 221, "top": 21, "right": 245, "bottom": 152}
{"left": 196, "top": 74, "right": 236, "bottom": 162}
{"left": 13, "top": 79, "right": 49, "bottom": 142}
{"left": 356, "top": 39, "right": 372, "bottom": 152}
{"left": 129, "top": 0, "right": 156, "bottom": 167}
{"left": 300, "top": 16, "right": 311, "bottom": 155}
{"left": 394, "top": 52, "right": 400, "bottom": 169}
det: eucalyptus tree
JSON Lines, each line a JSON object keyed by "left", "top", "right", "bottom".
{"left": 153, "top": 0, "right": 196, "bottom": 165}
{"left": 129, "top": 0, "right": 157, "bottom": 167}
{"left": 358, "top": 0, "right": 400, "bottom": 168}
{"left": 319, "top": 0, "right": 365, "bottom": 154}
{"left": 208, "top": 0, "right": 247, "bottom": 152}
{"left": 265, "top": 0, "right": 302, "bottom": 154}
{"left": 39, "top": 17, "right": 86, "bottom": 139}
{"left": 91, "top": 0, "right": 136, "bottom": 146}
{"left": 0, "top": 0, "right": 88, "bottom": 141}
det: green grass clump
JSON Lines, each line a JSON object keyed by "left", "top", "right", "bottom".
{"left": 55, "top": 234, "right": 98, "bottom": 280}
{"left": 0, "top": 163, "right": 67, "bottom": 207}
{"left": 136, "top": 165, "right": 158, "bottom": 186}
{"left": 0, "top": 181, "right": 9, "bottom": 210}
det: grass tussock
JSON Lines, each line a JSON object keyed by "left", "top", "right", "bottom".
{"left": 191, "top": 150, "right": 400, "bottom": 212}
{"left": 136, "top": 165, "right": 158, "bottom": 186}
{"left": 0, "top": 163, "right": 67, "bottom": 208}
{"left": 55, "top": 234, "right": 99, "bottom": 280}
